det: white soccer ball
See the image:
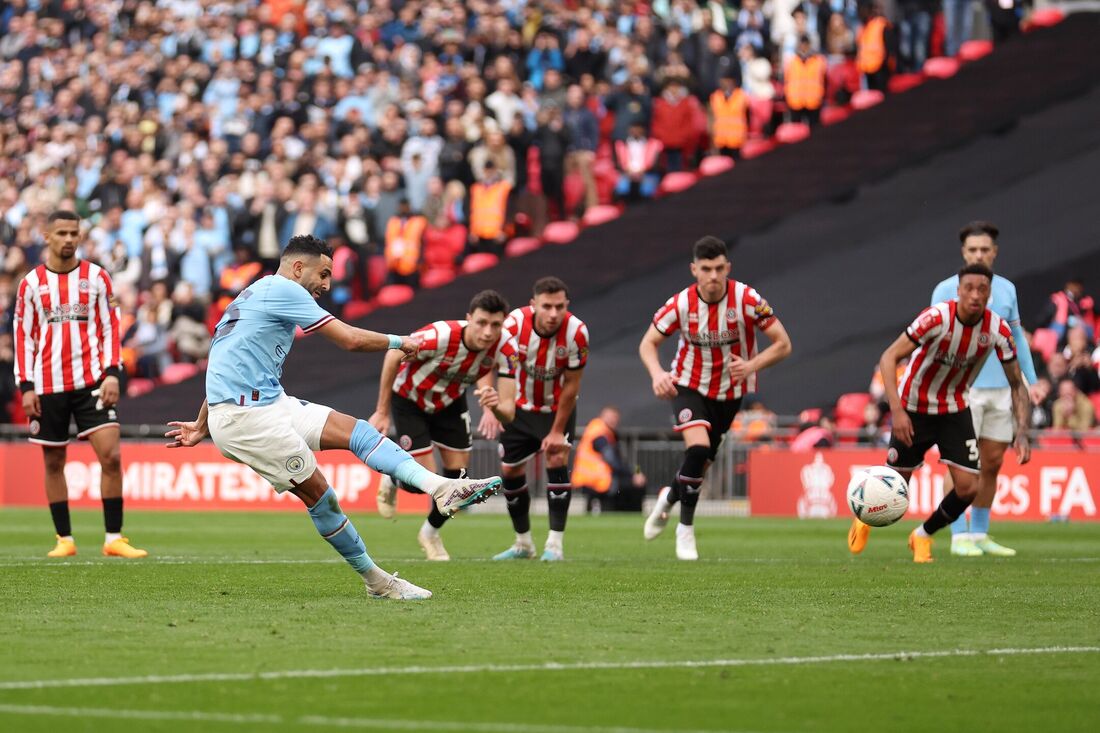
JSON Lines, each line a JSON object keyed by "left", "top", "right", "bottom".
{"left": 847, "top": 466, "right": 910, "bottom": 527}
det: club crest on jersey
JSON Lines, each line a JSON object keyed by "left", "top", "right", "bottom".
{"left": 555, "top": 346, "right": 567, "bottom": 359}
{"left": 887, "top": 447, "right": 899, "bottom": 464}
{"left": 285, "top": 456, "right": 305, "bottom": 473}
{"left": 977, "top": 333, "right": 991, "bottom": 347}
{"left": 399, "top": 435, "right": 413, "bottom": 450}
{"left": 678, "top": 408, "right": 693, "bottom": 423}
{"left": 481, "top": 356, "right": 494, "bottom": 368}
{"left": 78, "top": 279, "right": 90, "bottom": 292}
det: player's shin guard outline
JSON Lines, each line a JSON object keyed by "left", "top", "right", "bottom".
{"left": 546, "top": 466, "right": 572, "bottom": 532}
{"left": 503, "top": 476, "right": 531, "bottom": 534}
{"left": 307, "top": 487, "right": 375, "bottom": 574}
{"left": 675, "top": 445, "right": 710, "bottom": 525}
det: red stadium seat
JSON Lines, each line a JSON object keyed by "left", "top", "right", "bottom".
{"left": 460, "top": 252, "right": 499, "bottom": 274}
{"left": 420, "top": 268, "right": 456, "bottom": 289}
{"left": 741, "top": 138, "right": 776, "bottom": 159}
{"left": 1026, "top": 8, "right": 1065, "bottom": 30}
{"left": 526, "top": 146, "right": 542, "bottom": 195}
{"left": 375, "top": 284, "right": 415, "bottom": 307}
{"left": 820, "top": 105, "right": 851, "bottom": 126}
{"left": 543, "top": 220, "right": 580, "bottom": 245}
{"left": 343, "top": 300, "right": 374, "bottom": 320}
{"left": 1038, "top": 432, "right": 1078, "bottom": 450}
{"left": 593, "top": 158, "right": 616, "bottom": 178}
{"left": 698, "top": 155, "right": 735, "bottom": 176}
{"left": 835, "top": 392, "right": 872, "bottom": 429}
{"left": 504, "top": 237, "right": 542, "bottom": 258}
{"left": 850, "top": 89, "right": 884, "bottom": 110}
{"left": 658, "top": 171, "right": 698, "bottom": 195}
{"left": 774, "top": 122, "right": 810, "bottom": 145}
{"left": 748, "top": 98, "right": 774, "bottom": 137}
{"left": 562, "top": 173, "right": 586, "bottom": 218}
{"left": 161, "top": 362, "right": 199, "bottom": 385}
{"left": 887, "top": 73, "right": 924, "bottom": 94}
{"left": 581, "top": 204, "right": 621, "bottom": 227}
{"left": 126, "top": 378, "right": 156, "bottom": 398}
{"left": 923, "top": 57, "right": 960, "bottom": 79}
{"left": 958, "top": 40, "right": 993, "bottom": 62}
{"left": 1031, "top": 328, "right": 1059, "bottom": 361}
{"left": 421, "top": 231, "right": 459, "bottom": 272}
{"left": 1080, "top": 434, "right": 1100, "bottom": 452}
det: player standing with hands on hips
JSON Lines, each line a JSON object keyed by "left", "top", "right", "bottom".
{"left": 14, "top": 210, "right": 146, "bottom": 558}
{"left": 640, "top": 236, "right": 793, "bottom": 559}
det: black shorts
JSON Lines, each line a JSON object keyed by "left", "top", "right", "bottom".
{"left": 391, "top": 393, "right": 472, "bottom": 456}
{"left": 886, "top": 409, "right": 980, "bottom": 474}
{"left": 29, "top": 386, "right": 119, "bottom": 446}
{"left": 500, "top": 408, "right": 577, "bottom": 467}
{"left": 672, "top": 386, "right": 742, "bottom": 460}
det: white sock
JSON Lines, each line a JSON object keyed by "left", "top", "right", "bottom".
{"left": 952, "top": 532, "right": 970, "bottom": 542}
{"left": 545, "top": 529, "right": 564, "bottom": 550}
{"left": 971, "top": 532, "right": 987, "bottom": 541}
{"left": 59, "top": 535, "right": 74, "bottom": 542}
{"left": 914, "top": 526, "right": 930, "bottom": 538}
{"left": 104, "top": 532, "right": 122, "bottom": 544}
{"left": 516, "top": 531, "right": 533, "bottom": 548}
{"left": 676, "top": 523, "right": 694, "bottom": 538}
{"left": 420, "top": 521, "right": 439, "bottom": 538}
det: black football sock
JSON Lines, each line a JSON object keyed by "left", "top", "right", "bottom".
{"left": 49, "top": 501, "right": 72, "bottom": 537}
{"left": 503, "top": 476, "right": 531, "bottom": 534}
{"left": 102, "top": 496, "right": 123, "bottom": 534}
{"left": 922, "top": 490, "right": 973, "bottom": 536}
{"left": 546, "top": 466, "right": 572, "bottom": 532}
{"left": 675, "top": 445, "right": 711, "bottom": 526}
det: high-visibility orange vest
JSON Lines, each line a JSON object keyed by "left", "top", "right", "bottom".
{"left": 385, "top": 216, "right": 427, "bottom": 276}
{"left": 571, "top": 417, "right": 615, "bottom": 493}
{"left": 785, "top": 54, "right": 827, "bottom": 111}
{"left": 217, "top": 261, "right": 263, "bottom": 311}
{"left": 709, "top": 89, "right": 747, "bottom": 149}
{"left": 469, "top": 180, "right": 512, "bottom": 240}
{"left": 857, "top": 17, "right": 888, "bottom": 74}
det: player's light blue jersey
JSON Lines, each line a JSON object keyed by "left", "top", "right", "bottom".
{"left": 931, "top": 273, "right": 1038, "bottom": 389}
{"left": 206, "top": 275, "right": 334, "bottom": 406}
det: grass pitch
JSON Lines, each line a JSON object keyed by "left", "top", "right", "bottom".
{"left": 0, "top": 508, "right": 1097, "bottom": 733}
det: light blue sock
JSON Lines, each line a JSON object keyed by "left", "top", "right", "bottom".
{"left": 970, "top": 507, "right": 991, "bottom": 536}
{"left": 348, "top": 419, "right": 442, "bottom": 493}
{"left": 949, "top": 512, "right": 969, "bottom": 537}
{"left": 307, "top": 487, "right": 375, "bottom": 574}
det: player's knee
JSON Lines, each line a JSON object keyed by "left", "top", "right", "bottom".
{"left": 954, "top": 476, "right": 979, "bottom": 500}
{"left": 682, "top": 444, "right": 711, "bottom": 478}
{"left": 42, "top": 448, "right": 67, "bottom": 474}
{"left": 99, "top": 447, "right": 122, "bottom": 475}
{"left": 982, "top": 452, "right": 1004, "bottom": 475}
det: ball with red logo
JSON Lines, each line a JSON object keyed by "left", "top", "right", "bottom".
{"left": 847, "top": 466, "right": 909, "bottom": 527}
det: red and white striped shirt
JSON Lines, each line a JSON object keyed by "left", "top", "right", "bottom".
{"left": 653, "top": 280, "right": 776, "bottom": 401}
{"left": 899, "top": 301, "right": 1016, "bottom": 415}
{"left": 14, "top": 261, "right": 121, "bottom": 395}
{"left": 394, "top": 320, "right": 518, "bottom": 413}
{"left": 504, "top": 306, "right": 589, "bottom": 414}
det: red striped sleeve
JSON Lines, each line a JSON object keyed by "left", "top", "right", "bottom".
{"left": 13, "top": 275, "right": 37, "bottom": 388}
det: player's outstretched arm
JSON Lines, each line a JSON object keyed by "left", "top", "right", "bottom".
{"left": 729, "top": 318, "right": 793, "bottom": 382}
{"left": 316, "top": 319, "right": 419, "bottom": 358}
{"left": 639, "top": 324, "right": 676, "bottom": 399}
{"left": 880, "top": 333, "right": 919, "bottom": 447}
{"left": 166, "top": 400, "right": 210, "bottom": 448}
{"left": 1003, "top": 359, "right": 1032, "bottom": 465}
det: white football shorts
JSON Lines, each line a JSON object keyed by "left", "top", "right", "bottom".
{"left": 208, "top": 394, "right": 333, "bottom": 492}
{"left": 968, "top": 387, "right": 1014, "bottom": 443}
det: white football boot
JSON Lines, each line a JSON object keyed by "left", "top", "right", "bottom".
{"left": 644, "top": 486, "right": 673, "bottom": 540}
{"left": 366, "top": 571, "right": 432, "bottom": 600}
{"left": 376, "top": 475, "right": 398, "bottom": 520}
{"left": 675, "top": 523, "right": 698, "bottom": 561}
{"left": 434, "top": 476, "right": 502, "bottom": 517}
{"left": 418, "top": 529, "right": 451, "bottom": 561}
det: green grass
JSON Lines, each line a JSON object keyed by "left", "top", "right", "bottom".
{"left": 0, "top": 508, "right": 1097, "bottom": 733}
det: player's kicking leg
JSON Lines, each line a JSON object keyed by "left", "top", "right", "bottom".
{"left": 644, "top": 426, "right": 711, "bottom": 560}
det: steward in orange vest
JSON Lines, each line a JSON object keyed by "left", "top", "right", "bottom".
{"left": 384, "top": 199, "right": 427, "bottom": 286}
{"left": 572, "top": 407, "right": 646, "bottom": 514}
{"left": 709, "top": 74, "right": 748, "bottom": 158}
{"left": 468, "top": 160, "right": 513, "bottom": 256}
{"left": 857, "top": 7, "right": 893, "bottom": 93}
{"left": 784, "top": 37, "right": 826, "bottom": 126}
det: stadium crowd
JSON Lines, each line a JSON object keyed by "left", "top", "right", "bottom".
{"left": 0, "top": 0, "right": 1061, "bottom": 423}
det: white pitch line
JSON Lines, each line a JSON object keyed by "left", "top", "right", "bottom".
{"left": 0, "top": 646, "right": 1096, "bottom": 692}
{"left": 0, "top": 704, "right": 742, "bottom": 733}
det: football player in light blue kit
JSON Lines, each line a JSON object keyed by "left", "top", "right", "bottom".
{"left": 165, "top": 235, "right": 501, "bottom": 599}
{"left": 931, "top": 222, "right": 1038, "bottom": 557}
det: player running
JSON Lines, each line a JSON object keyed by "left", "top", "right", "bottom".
{"left": 640, "top": 236, "right": 792, "bottom": 559}
{"left": 369, "top": 290, "right": 518, "bottom": 560}
{"left": 485, "top": 277, "right": 589, "bottom": 562}
{"left": 849, "top": 263, "right": 1032, "bottom": 563}
{"left": 931, "top": 222, "right": 1038, "bottom": 557}
{"left": 165, "top": 235, "right": 501, "bottom": 599}
{"left": 14, "top": 210, "right": 146, "bottom": 558}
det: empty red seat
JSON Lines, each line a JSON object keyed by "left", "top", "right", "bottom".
{"left": 126, "top": 378, "right": 156, "bottom": 398}
{"left": 850, "top": 89, "right": 884, "bottom": 110}
{"left": 775, "top": 122, "right": 810, "bottom": 145}
{"left": 1038, "top": 432, "right": 1078, "bottom": 450}
{"left": 420, "top": 268, "right": 456, "bottom": 289}
{"left": 562, "top": 173, "right": 586, "bottom": 218}
{"left": 658, "top": 171, "right": 698, "bottom": 195}
{"left": 543, "top": 220, "right": 580, "bottom": 245}
{"left": 504, "top": 237, "right": 542, "bottom": 258}
{"left": 582, "top": 204, "right": 620, "bottom": 227}
{"left": 1080, "top": 434, "right": 1100, "bottom": 452}
{"left": 460, "top": 252, "right": 499, "bottom": 274}
{"left": 741, "top": 138, "right": 776, "bottom": 159}
{"left": 1027, "top": 8, "right": 1064, "bottom": 29}
{"left": 747, "top": 98, "right": 773, "bottom": 137}
{"left": 161, "top": 362, "right": 199, "bottom": 385}
{"left": 593, "top": 158, "right": 616, "bottom": 178}
{"left": 835, "top": 392, "right": 872, "bottom": 426}
{"left": 342, "top": 300, "right": 374, "bottom": 320}
{"left": 1031, "top": 328, "right": 1059, "bottom": 361}
{"left": 375, "top": 284, "right": 415, "bottom": 307}
{"left": 958, "top": 40, "right": 993, "bottom": 62}
{"left": 698, "top": 155, "right": 735, "bottom": 176}
{"left": 887, "top": 73, "right": 924, "bottom": 94}
{"left": 923, "top": 56, "right": 960, "bottom": 79}
{"left": 820, "top": 105, "right": 851, "bottom": 126}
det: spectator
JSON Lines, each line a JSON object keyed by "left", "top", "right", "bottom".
{"left": 217, "top": 245, "right": 263, "bottom": 312}
{"left": 791, "top": 415, "right": 837, "bottom": 451}
{"left": 607, "top": 76, "right": 654, "bottom": 141}
{"left": 468, "top": 160, "right": 512, "bottom": 257}
{"left": 986, "top": 0, "right": 1025, "bottom": 45}
{"left": 824, "top": 12, "right": 857, "bottom": 64}
{"left": 535, "top": 108, "right": 572, "bottom": 221}
{"left": 1029, "top": 376, "right": 1054, "bottom": 430}
{"left": 526, "top": 31, "right": 565, "bottom": 91}
{"left": 784, "top": 36, "right": 827, "bottom": 127}
{"left": 709, "top": 73, "right": 749, "bottom": 159}
{"left": 571, "top": 406, "right": 646, "bottom": 515}
{"left": 688, "top": 31, "right": 739, "bottom": 99}
{"left": 614, "top": 122, "right": 664, "bottom": 202}
{"left": 383, "top": 199, "right": 426, "bottom": 289}
{"left": 944, "top": 0, "right": 974, "bottom": 57}
{"left": 1052, "top": 379, "right": 1095, "bottom": 431}
{"left": 1064, "top": 327, "right": 1100, "bottom": 395}
{"left": 1037, "top": 278, "right": 1096, "bottom": 349}
{"left": 780, "top": 8, "right": 822, "bottom": 67}
{"left": 857, "top": 402, "right": 889, "bottom": 447}
{"left": 124, "top": 305, "right": 171, "bottom": 380}
{"left": 738, "top": 42, "right": 775, "bottom": 102}
{"left": 652, "top": 78, "right": 703, "bottom": 172}
{"left": 898, "top": 0, "right": 936, "bottom": 74}
{"left": 857, "top": 2, "right": 893, "bottom": 94}
{"left": 169, "top": 282, "right": 212, "bottom": 364}
{"left": 469, "top": 128, "right": 517, "bottom": 188}
{"left": 563, "top": 85, "right": 601, "bottom": 214}
{"left": 486, "top": 77, "right": 523, "bottom": 134}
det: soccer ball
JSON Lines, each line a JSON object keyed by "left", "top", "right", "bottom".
{"left": 847, "top": 466, "right": 909, "bottom": 527}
